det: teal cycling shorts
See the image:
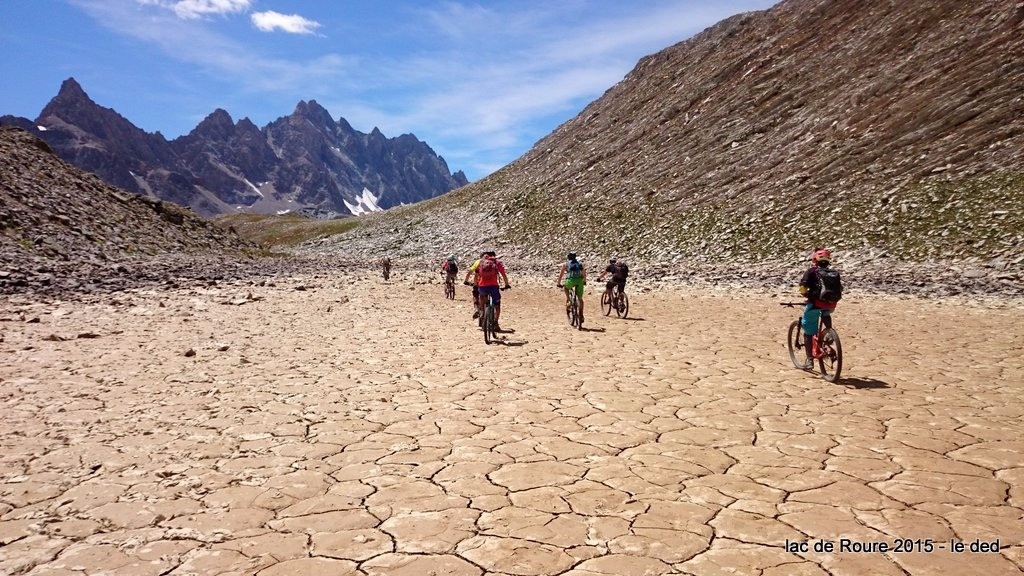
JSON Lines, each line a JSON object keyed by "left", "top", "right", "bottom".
{"left": 564, "top": 277, "right": 585, "bottom": 297}
{"left": 801, "top": 303, "right": 832, "bottom": 335}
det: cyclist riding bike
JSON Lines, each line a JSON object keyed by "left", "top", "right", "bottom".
{"left": 380, "top": 256, "right": 392, "bottom": 279}
{"left": 442, "top": 254, "right": 459, "bottom": 285}
{"left": 467, "top": 251, "right": 511, "bottom": 330}
{"left": 598, "top": 257, "right": 629, "bottom": 300}
{"left": 557, "top": 252, "right": 587, "bottom": 324}
{"left": 798, "top": 248, "right": 843, "bottom": 368}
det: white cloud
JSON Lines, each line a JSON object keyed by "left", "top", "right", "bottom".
{"left": 251, "top": 11, "right": 322, "bottom": 35}
{"left": 136, "top": 0, "right": 251, "bottom": 20}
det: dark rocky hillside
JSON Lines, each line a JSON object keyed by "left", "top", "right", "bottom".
{"left": 308, "top": 0, "right": 1023, "bottom": 295}
{"left": 0, "top": 127, "right": 257, "bottom": 293}
{"left": 1, "top": 79, "right": 468, "bottom": 218}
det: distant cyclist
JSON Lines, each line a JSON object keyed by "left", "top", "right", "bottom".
{"left": 556, "top": 252, "right": 587, "bottom": 324}
{"left": 380, "top": 256, "right": 392, "bottom": 280}
{"left": 798, "top": 248, "right": 843, "bottom": 368}
{"left": 442, "top": 254, "right": 459, "bottom": 285}
{"left": 468, "top": 251, "right": 511, "bottom": 330}
{"left": 598, "top": 257, "right": 629, "bottom": 300}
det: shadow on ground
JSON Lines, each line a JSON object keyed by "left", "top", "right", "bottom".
{"left": 838, "top": 376, "right": 891, "bottom": 389}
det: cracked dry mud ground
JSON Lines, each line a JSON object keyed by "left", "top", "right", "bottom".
{"left": 1, "top": 272, "right": 1022, "bottom": 576}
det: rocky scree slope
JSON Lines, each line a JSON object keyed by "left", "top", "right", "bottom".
{"left": 307, "top": 0, "right": 1024, "bottom": 296}
{"left": 0, "top": 127, "right": 261, "bottom": 294}
{"left": 1, "top": 79, "right": 468, "bottom": 218}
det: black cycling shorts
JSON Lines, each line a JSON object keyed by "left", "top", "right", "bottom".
{"left": 606, "top": 279, "right": 626, "bottom": 292}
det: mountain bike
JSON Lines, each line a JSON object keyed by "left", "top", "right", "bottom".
{"left": 601, "top": 284, "right": 629, "bottom": 318}
{"left": 561, "top": 284, "right": 583, "bottom": 330}
{"left": 782, "top": 303, "right": 842, "bottom": 382}
{"left": 381, "top": 264, "right": 390, "bottom": 281}
{"left": 479, "top": 287, "right": 509, "bottom": 344}
{"left": 444, "top": 276, "right": 456, "bottom": 299}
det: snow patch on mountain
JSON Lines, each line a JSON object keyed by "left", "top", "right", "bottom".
{"left": 343, "top": 188, "right": 383, "bottom": 216}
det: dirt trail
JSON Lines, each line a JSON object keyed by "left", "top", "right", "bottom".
{"left": 1, "top": 271, "right": 1022, "bottom": 576}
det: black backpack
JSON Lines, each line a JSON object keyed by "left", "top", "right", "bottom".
{"left": 815, "top": 267, "right": 843, "bottom": 302}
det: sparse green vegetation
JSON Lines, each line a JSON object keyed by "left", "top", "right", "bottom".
{"left": 214, "top": 213, "right": 361, "bottom": 248}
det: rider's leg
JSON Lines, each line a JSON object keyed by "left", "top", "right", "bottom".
{"left": 564, "top": 286, "right": 571, "bottom": 308}
{"left": 477, "top": 293, "right": 487, "bottom": 322}
{"left": 801, "top": 304, "right": 821, "bottom": 367}
{"left": 577, "top": 284, "right": 584, "bottom": 320}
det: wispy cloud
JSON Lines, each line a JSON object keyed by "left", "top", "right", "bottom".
{"left": 251, "top": 11, "right": 322, "bottom": 35}
{"left": 136, "top": 0, "right": 251, "bottom": 20}
{"left": 72, "top": 0, "right": 348, "bottom": 91}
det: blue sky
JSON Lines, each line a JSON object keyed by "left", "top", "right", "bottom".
{"left": 1, "top": 0, "right": 777, "bottom": 181}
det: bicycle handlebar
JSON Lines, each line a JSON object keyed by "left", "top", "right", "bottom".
{"left": 780, "top": 302, "right": 806, "bottom": 307}
{"left": 464, "top": 282, "right": 510, "bottom": 290}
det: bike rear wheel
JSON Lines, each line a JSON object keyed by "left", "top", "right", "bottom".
{"left": 445, "top": 282, "right": 455, "bottom": 299}
{"left": 616, "top": 291, "right": 629, "bottom": 318}
{"left": 568, "top": 295, "right": 581, "bottom": 329}
{"left": 787, "top": 321, "right": 806, "bottom": 369}
{"left": 818, "top": 328, "right": 843, "bottom": 382}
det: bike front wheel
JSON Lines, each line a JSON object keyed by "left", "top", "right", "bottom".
{"left": 616, "top": 292, "right": 629, "bottom": 318}
{"left": 818, "top": 329, "right": 843, "bottom": 382}
{"left": 484, "top": 305, "right": 495, "bottom": 344}
{"left": 601, "top": 290, "right": 612, "bottom": 316}
{"left": 787, "top": 321, "right": 805, "bottom": 369}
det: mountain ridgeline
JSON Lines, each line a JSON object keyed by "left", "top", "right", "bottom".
{"left": 313, "top": 0, "right": 1023, "bottom": 290}
{"left": 1, "top": 79, "right": 468, "bottom": 218}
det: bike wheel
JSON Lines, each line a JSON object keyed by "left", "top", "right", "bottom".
{"left": 617, "top": 292, "right": 629, "bottom": 318}
{"left": 572, "top": 296, "right": 583, "bottom": 329}
{"left": 445, "top": 283, "right": 455, "bottom": 299}
{"left": 484, "top": 305, "right": 495, "bottom": 344}
{"left": 601, "top": 291, "right": 612, "bottom": 316}
{"left": 818, "top": 329, "right": 843, "bottom": 382}
{"left": 787, "top": 321, "right": 805, "bottom": 369}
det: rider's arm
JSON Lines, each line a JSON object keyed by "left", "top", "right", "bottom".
{"left": 799, "top": 267, "right": 815, "bottom": 297}
{"left": 556, "top": 264, "right": 565, "bottom": 286}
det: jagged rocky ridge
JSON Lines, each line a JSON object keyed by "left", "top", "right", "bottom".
{"left": 305, "top": 0, "right": 1023, "bottom": 296}
{"left": 1, "top": 79, "right": 468, "bottom": 218}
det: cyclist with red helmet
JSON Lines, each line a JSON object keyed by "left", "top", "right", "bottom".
{"left": 798, "top": 248, "right": 843, "bottom": 369}
{"left": 466, "top": 251, "right": 511, "bottom": 330}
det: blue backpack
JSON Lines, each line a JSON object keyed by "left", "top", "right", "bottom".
{"left": 567, "top": 259, "right": 583, "bottom": 279}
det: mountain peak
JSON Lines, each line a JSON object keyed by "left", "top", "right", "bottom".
{"left": 293, "top": 100, "right": 334, "bottom": 127}
{"left": 57, "top": 77, "right": 88, "bottom": 98}
{"left": 187, "top": 108, "right": 236, "bottom": 139}
{"left": 53, "top": 77, "right": 93, "bottom": 105}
